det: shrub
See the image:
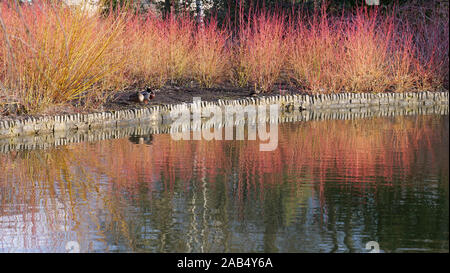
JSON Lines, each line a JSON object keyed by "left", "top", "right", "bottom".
{"left": 0, "top": 1, "right": 125, "bottom": 113}
{"left": 233, "top": 10, "right": 286, "bottom": 92}
{"left": 192, "top": 19, "right": 230, "bottom": 88}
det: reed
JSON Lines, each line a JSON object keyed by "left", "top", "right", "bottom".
{"left": 233, "top": 9, "right": 286, "bottom": 92}
{"left": 192, "top": 18, "right": 230, "bottom": 88}
{"left": 0, "top": 1, "right": 447, "bottom": 114}
{"left": 0, "top": 1, "right": 125, "bottom": 113}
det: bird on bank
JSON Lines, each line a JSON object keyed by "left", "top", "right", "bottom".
{"left": 128, "top": 134, "right": 153, "bottom": 145}
{"left": 131, "top": 87, "right": 156, "bottom": 104}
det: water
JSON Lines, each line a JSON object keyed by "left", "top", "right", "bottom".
{"left": 0, "top": 114, "right": 448, "bottom": 253}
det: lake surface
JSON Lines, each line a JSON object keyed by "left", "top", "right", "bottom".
{"left": 0, "top": 114, "right": 448, "bottom": 253}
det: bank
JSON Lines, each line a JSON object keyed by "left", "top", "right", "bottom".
{"left": 0, "top": 90, "right": 448, "bottom": 140}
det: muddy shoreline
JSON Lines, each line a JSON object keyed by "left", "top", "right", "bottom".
{"left": 1, "top": 85, "right": 294, "bottom": 121}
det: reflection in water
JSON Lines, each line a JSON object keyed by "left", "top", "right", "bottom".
{"left": 128, "top": 134, "right": 154, "bottom": 145}
{"left": 0, "top": 115, "right": 448, "bottom": 252}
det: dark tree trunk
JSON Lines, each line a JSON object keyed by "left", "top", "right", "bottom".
{"left": 196, "top": 0, "right": 204, "bottom": 29}
{"left": 164, "top": 0, "right": 171, "bottom": 19}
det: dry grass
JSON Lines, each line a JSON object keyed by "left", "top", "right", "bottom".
{"left": 192, "top": 19, "right": 230, "bottom": 88}
{"left": 340, "top": 8, "right": 397, "bottom": 93}
{"left": 286, "top": 4, "right": 448, "bottom": 94}
{"left": 0, "top": 1, "right": 125, "bottom": 113}
{"left": 233, "top": 10, "right": 286, "bottom": 92}
{"left": 287, "top": 7, "right": 345, "bottom": 93}
{"left": 120, "top": 13, "right": 196, "bottom": 88}
{"left": 398, "top": 1, "right": 449, "bottom": 91}
{"left": 0, "top": 1, "right": 448, "bottom": 114}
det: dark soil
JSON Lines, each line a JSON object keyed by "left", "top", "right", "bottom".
{"left": 111, "top": 84, "right": 301, "bottom": 108}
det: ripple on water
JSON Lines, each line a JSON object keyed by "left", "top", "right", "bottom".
{"left": 0, "top": 114, "right": 447, "bottom": 252}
